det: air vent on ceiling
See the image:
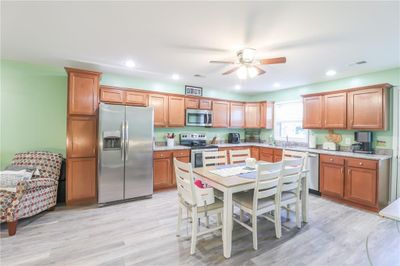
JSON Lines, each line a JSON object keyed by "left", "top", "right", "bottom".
{"left": 194, "top": 74, "right": 206, "bottom": 78}
{"left": 349, "top": 60, "right": 367, "bottom": 66}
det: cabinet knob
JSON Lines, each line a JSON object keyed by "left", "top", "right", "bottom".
{"left": 329, "top": 158, "right": 333, "bottom": 161}
{"left": 359, "top": 162, "right": 363, "bottom": 166}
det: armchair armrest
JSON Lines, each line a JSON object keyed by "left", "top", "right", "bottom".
{"left": 16, "top": 178, "right": 58, "bottom": 192}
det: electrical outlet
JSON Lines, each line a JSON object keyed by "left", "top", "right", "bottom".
{"left": 344, "top": 137, "right": 351, "bottom": 145}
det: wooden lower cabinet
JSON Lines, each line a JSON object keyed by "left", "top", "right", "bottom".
{"left": 345, "top": 167, "right": 377, "bottom": 208}
{"left": 259, "top": 147, "right": 274, "bottom": 162}
{"left": 67, "top": 157, "right": 97, "bottom": 204}
{"left": 320, "top": 154, "right": 380, "bottom": 211}
{"left": 320, "top": 162, "right": 345, "bottom": 198}
{"left": 153, "top": 149, "right": 190, "bottom": 190}
{"left": 250, "top": 147, "right": 259, "bottom": 160}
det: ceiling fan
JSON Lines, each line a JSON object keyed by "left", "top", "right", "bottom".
{"left": 210, "top": 48, "right": 286, "bottom": 79}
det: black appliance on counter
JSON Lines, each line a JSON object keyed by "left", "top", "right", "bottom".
{"left": 228, "top": 133, "right": 241, "bottom": 144}
{"left": 352, "top": 131, "right": 374, "bottom": 154}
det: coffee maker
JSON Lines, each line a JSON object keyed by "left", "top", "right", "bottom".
{"left": 352, "top": 131, "right": 373, "bottom": 154}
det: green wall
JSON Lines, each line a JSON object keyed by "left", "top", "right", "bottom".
{"left": 253, "top": 68, "right": 400, "bottom": 149}
{"left": 1, "top": 59, "right": 398, "bottom": 169}
{"left": 0, "top": 60, "right": 67, "bottom": 168}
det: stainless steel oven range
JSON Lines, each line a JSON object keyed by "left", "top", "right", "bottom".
{"left": 179, "top": 133, "right": 218, "bottom": 168}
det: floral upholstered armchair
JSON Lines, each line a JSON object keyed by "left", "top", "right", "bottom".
{"left": 0, "top": 151, "right": 63, "bottom": 236}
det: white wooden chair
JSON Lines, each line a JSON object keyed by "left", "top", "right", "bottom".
{"left": 281, "top": 150, "right": 309, "bottom": 222}
{"left": 174, "top": 158, "right": 223, "bottom": 255}
{"left": 229, "top": 149, "right": 251, "bottom": 164}
{"left": 280, "top": 157, "right": 306, "bottom": 229}
{"left": 232, "top": 161, "right": 283, "bottom": 250}
{"left": 202, "top": 150, "right": 228, "bottom": 167}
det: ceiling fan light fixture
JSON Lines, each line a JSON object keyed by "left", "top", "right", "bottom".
{"left": 239, "top": 48, "right": 256, "bottom": 63}
{"left": 237, "top": 66, "right": 248, "bottom": 80}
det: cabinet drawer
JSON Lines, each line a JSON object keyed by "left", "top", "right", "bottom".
{"left": 260, "top": 147, "right": 274, "bottom": 155}
{"left": 173, "top": 150, "right": 190, "bottom": 158}
{"left": 320, "top": 154, "right": 345, "bottom": 165}
{"left": 153, "top": 151, "right": 172, "bottom": 159}
{"left": 346, "top": 158, "right": 377, "bottom": 170}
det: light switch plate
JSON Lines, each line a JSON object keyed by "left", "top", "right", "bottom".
{"left": 344, "top": 137, "right": 351, "bottom": 145}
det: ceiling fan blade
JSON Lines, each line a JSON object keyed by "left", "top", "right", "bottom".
{"left": 254, "top": 66, "right": 266, "bottom": 76}
{"left": 259, "top": 57, "right": 287, "bottom": 65}
{"left": 209, "top": 60, "right": 235, "bottom": 64}
{"left": 222, "top": 67, "right": 240, "bottom": 75}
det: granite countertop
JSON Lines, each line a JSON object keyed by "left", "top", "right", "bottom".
{"left": 153, "top": 142, "right": 392, "bottom": 160}
{"left": 153, "top": 145, "right": 191, "bottom": 151}
{"left": 215, "top": 142, "right": 392, "bottom": 161}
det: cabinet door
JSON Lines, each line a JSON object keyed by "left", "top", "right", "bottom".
{"left": 100, "top": 88, "right": 124, "bottom": 104}
{"left": 153, "top": 158, "right": 171, "bottom": 189}
{"left": 345, "top": 167, "right": 377, "bottom": 207}
{"left": 185, "top": 98, "right": 199, "bottom": 109}
{"left": 172, "top": 156, "right": 190, "bottom": 185}
{"left": 67, "top": 157, "right": 97, "bottom": 203}
{"left": 230, "top": 102, "right": 245, "bottom": 128}
{"left": 320, "top": 163, "right": 344, "bottom": 198}
{"left": 348, "top": 88, "right": 384, "bottom": 129}
{"left": 200, "top": 99, "right": 212, "bottom": 110}
{"left": 149, "top": 94, "right": 168, "bottom": 127}
{"left": 126, "top": 91, "right": 148, "bottom": 106}
{"left": 260, "top": 102, "right": 274, "bottom": 129}
{"left": 68, "top": 71, "right": 99, "bottom": 115}
{"left": 250, "top": 147, "right": 259, "bottom": 160}
{"left": 168, "top": 96, "right": 185, "bottom": 127}
{"left": 245, "top": 103, "right": 261, "bottom": 128}
{"left": 212, "top": 101, "right": 230, "bottom": 127}
{"left": 324, "top": 92, "right": 347, "bottom": 128}
{"left": 67, "top": 116, "right": 97, "bottom": 158}
{"left": 259, "top": 148, "right": 274, "bottom": 162}
{"left": 303, "top": 96, "right": 323, "bottom": 129}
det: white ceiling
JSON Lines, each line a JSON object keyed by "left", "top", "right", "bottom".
{"left": 1, "top": 1, "right": 399, "bottom": 94}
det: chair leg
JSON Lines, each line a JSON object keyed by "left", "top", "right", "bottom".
{"left": 217, "top": 212, "right": 222, "bottom": 226}
{"left": 286, "top": 204, "right": 290, "bottom": 220}
{"left": 7, "top": 221, "right": 17, "bottom": 236}
{"left": 252, "top": 214, "right": 258, "bottom": 250}
{"left": 48, "top": 206, "right": 56, "bottom": 211}
{"left": 190, "top": 210, "right": 198, "bottom": 255}
{"left": 240, "top": 209, "right": 244, "bottom": 222}
{"left": 206, "top": 216, "right": 210, "bottom": 228}
{"left": 296, "top": 199, "right": 301, "bottom": 229}
{"left": 177, "top": 206, "right": 182, "bottom": 237}
{"left": 275, "top": 208, "right": 282, "bottom": 239}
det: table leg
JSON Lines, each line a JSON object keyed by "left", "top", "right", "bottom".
{"left": 223, "top": 189, "right": 233, "bottom": 258}
{"left": 302, "top": 175, "right": 309, "bottom": 223}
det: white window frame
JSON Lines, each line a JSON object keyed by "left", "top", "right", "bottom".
{"left": 273, "top": 100, "right": 308, "bottom": 143}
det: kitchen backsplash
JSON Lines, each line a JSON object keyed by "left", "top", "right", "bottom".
{"left": 154, "top": 127, "right": 244, "bottom": 143}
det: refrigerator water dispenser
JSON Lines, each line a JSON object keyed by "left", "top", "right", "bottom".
{"left": 103, "top": 131, "right": 121, "bottom": 150}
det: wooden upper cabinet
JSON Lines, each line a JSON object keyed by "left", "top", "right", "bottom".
{"left": 303, "top": 96, "right": 323, "bottom": 129}
{"left": 100, "top": 87, "right": 124, "bottom": 104}
{"left": 245, "top": 103, "right": 261, "bottom": 128}
{"left": 230, "top": 102, "right": 245, "bottom": 128}
{"left": 348, "top": 87, "right": 386, "bottom": 130}
{"left": 168, "top": 96, "right": 185, "bottom": 127}
{"left": 66, "top": 68, "right": 101, "bottom": 115}
{"left": 212, "top": 101, "right": 230, "bottom": 127}
{"left": 185, "top": 98, "right": 200, "bottom": 109}
{"left": 260, "top": 101, "right": 274, "bottom": 129}
{"left": 200, "top": 99, "right": 212, "bottom": 110}
{"left": 125, "top": 91, "right": 148, "bottom": 106}
{"left": 67, "top": 116, "right": 97, "bottom": 158}
{"left": 324, "top": 92, "right": 347, "bottom": 129}
{"left": 149, "top": 94, "right": 168, "bottom": 127}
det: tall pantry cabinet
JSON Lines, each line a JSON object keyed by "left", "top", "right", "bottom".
{"left": 65, "top": 68, "right": 101, "bottom": 205}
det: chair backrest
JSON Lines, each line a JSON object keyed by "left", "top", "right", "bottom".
{"left": 253, "top": 161, "right": 283, "bottom": 210}
{"left": 229, "top": 149, "right": 250, "bottom": 164}
{"left": 282, "top": 150, "right": 309, "bottom": 171}
{"left": 279, "top": 157, "right": 305, "bottom": 194}
{"left": 11, "top": 151, "right": 63, "bottom": 180}
{"left": 202, "top": 150, "right": 228, "bottom": 167}
{"left": 173, "top": 158, "right": 196, "bottom": 206}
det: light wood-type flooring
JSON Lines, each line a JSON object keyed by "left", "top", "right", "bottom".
{"left": 1, "top": 189, "right": 399, "bottom": 266}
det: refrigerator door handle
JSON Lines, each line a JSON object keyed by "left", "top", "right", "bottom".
{"left": 121, "top": 121, "right": 125, "bottom": 161}
{"left": 125, "top": 120, "right": 129, "bottom": 161}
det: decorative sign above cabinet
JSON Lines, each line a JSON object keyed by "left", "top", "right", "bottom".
{"left": 185, "top": 85, "right": 203, "bottom": 96}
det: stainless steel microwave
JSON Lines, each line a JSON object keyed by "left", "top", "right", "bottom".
{"left": 186, "top": 109, "right": 212, "bottom": 127}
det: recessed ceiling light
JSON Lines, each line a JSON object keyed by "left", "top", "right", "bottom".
{"left": 326, "top": 70, "right": 336, "bottom": 76}
{"left": 125, "top": 60, "right": 135, "bottom": 68}
{"left": 234, "top": 85, "right": 241, "bottom": 90}
{"left": 172, "top": 74, "right": 180, "bottom": 80}
{"left": 273, "top": 82, "right": 281, "bottom": 88}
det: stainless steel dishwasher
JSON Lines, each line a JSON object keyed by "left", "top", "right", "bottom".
{"left": 307, "top": 153, "right": 320, "bottom": 195}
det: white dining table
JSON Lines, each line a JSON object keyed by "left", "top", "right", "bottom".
{"left": 193, "top": 163, "right": 309, "bottom": 258}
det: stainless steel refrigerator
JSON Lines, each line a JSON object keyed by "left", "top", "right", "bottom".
{"left": 98, "top": 103, "right": 154, "bottom": 204}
